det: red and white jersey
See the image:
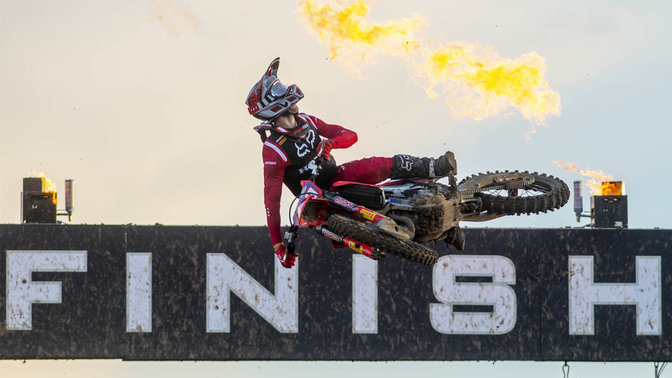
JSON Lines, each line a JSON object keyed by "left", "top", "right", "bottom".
{"left": 261, "top": 113, "right": 358, "bottom": 247}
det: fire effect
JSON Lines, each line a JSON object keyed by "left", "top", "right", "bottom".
{"left": 28, "top": 170, "right": 57, "bottom": 204}
{"left": 297, "top": 0, "right": 561, "bottom": 133}
{"left": 553, "top": 161, "right": 615, "bottom": 196}
{"left": 599, "top": 181, "right": 624, "bottom": 196}
{"left": 297, "top": 0, "right": 424, "bottom": 63}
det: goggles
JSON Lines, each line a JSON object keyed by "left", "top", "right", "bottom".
{"left": 269, "top": 80, "right": 289, "bottom": 99}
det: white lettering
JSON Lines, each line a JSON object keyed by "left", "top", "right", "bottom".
{"left": 352, "top": 255, "right": 377, "bottom": 334}
{"left": 126, "top": 253, "right": 152, "bottom": 333}
{"left": 6, "top": 250, "right": 87, "bottom": 330}
{"left": 430, "top": 255, "right": 517, "bottom": 335}
{"left": 568, "top": 255, "right": 661, "bottom": 335}
{"left": 206, "top": 253, "right": 298, "bottom": 333}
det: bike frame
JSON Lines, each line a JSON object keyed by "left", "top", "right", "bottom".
{"left": 293, "top": 180, "right": 395, "bottom": 227}
{"left": 290, "top": 179, "right": 387, "bottom": 261}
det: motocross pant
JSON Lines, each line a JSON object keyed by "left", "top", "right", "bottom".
{"left": 329, "top": 157, "right": 393, "bottom": 186}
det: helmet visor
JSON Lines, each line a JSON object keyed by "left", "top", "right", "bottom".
{"left": 269, "top": 80, "right": 289, "bottom": 99}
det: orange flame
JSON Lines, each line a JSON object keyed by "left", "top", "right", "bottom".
{"left": 297, "top": 0, "right": 561, "bottom": 134}
{"left": 29, "top": 170, "right": 57, "bottom": 193}
{"left": 28, "top": 170, "right": 57, "bottom": 204}
{"left": 600, "top": 181, "right": 623, "bottom": 196}
{"left": 553, "top": 161, "right": 615, "bottom": 196}
{"left": 297, "top": 0, "right": 424, "bottom": 64}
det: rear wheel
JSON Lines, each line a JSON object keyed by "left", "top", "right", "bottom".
{"left": 459, "top": 171, "right": 569, "bottom": 215}
{"left": 327, "top": 214, "right": 438, "bottom": 266}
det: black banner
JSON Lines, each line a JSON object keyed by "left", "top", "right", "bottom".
{"left": 0, "top": 225, "right": 670, "bottom": 361}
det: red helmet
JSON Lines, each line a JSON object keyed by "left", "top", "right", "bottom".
{"left": 245, "top": 58, "right": 304, "bottom": 121}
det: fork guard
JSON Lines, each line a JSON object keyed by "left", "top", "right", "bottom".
{"left": 316, "top": 226, "right": 384, "bottom": 260}
{"left": 323, "top": 191, "right": 412, "bottom": 240}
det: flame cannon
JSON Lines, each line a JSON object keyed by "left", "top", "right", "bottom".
{"left": 573, "top": 180, "right": 627, "bottom": 228}
{"left": 22, "top": 177, "right": 74, "bottom": 224}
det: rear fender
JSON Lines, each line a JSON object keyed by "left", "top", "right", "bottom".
{"left": 379, "top": 178, "right": 429, "bottom": 186}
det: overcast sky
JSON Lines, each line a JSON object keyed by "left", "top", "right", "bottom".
{"left": 1, "top": 0, "right": 671, "bottom": 376}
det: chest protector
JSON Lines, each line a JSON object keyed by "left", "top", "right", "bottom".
{"left": 265, "top": 115, "right": 337, "bottom": 196}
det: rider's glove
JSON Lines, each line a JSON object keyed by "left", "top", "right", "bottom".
{"left": 318, "top": 139, "right": 333, "bottom": 159}
{"left": 274, "top": 243, "right": 297, "bottom": 268}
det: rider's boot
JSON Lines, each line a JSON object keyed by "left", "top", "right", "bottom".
{"left": 444, "top": 226, "right": 466, "bottom": 250}
{"left": 391, "top": 151, "right": 457, "bottom": 179}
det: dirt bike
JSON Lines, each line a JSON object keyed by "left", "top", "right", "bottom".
{"left": 285, "top": 156, "right": 570, "bottom": 266}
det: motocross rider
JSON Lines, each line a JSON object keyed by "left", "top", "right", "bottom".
{"left": 246, "top": 58, "right": 464, "bottom": 268}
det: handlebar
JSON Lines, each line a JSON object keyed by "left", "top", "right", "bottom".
{"left": 284, "top": 225, "right": 298, "bottom": 254}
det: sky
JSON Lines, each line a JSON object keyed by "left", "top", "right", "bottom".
{"left": 1, "top": 0, "right": 672, "bottom": 376}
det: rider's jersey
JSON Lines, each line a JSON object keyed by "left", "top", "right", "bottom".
{"left": 265, "top": 114, "right": 335, "bottom": 196}
{"left": 261, "top": 113, "right": 358, "bottom": 248}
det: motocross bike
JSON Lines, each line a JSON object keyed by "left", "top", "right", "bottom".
{"left": 285, "top": 156, "right": 570, "bottom": 266}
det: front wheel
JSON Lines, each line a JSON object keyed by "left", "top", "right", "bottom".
{"left": 458, "top": 171, "right": 569, "bottom": 215}
{"left": 327, "top": 214, "right": 438, "bottom": 266}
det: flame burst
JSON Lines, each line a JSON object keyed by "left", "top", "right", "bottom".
{"left": 297, "top": 0, "right": 424, "bottom": 64}
{"left": 553, "top": 161, "right": 615, "bottom": 195}
{"left": 28, "top": 170, "right": 57, "bottom": 204}
{"left": 297, "top": 0, "right": 561, "bottom": 133}
{"left": 29, "top": 170, "right": 57, "bottom": 193}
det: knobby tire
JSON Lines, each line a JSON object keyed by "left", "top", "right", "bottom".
{"left": 462, "top": 171, "right": 570, "bottom": 215}
{"left": 327, "top": 214, "right": 438, "bottom": 266}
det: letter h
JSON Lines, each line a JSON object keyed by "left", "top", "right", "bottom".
{"left": 568, "top": 255, "right": 661, "bottom": 335}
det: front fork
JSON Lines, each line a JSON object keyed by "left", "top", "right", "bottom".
{"left": 315, "top": 226, "right": 384, "bottom": 261}
{"left": 285, "top": 224, "right": 384, "bottom": 261}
